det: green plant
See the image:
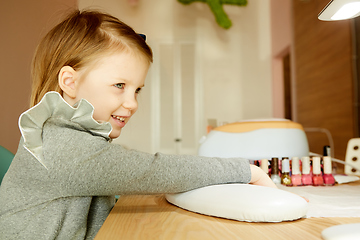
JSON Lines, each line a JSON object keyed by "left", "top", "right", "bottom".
{"left": 177, "top": 0, "right": 248, "bottom": 29}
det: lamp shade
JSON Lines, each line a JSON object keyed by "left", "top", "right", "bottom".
{"left": 318, "top": 0, "right": 360, "bottom": 21}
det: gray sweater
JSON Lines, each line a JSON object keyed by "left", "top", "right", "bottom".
{"left": 0, "top": 92, "right": 251, "bottom": 240}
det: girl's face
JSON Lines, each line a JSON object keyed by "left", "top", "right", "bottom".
{"left": 63, "top": 52, "right": 149, "bottom": 139}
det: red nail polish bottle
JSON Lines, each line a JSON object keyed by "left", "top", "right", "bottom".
{"left": 312, "top": 156, "right": 324, "bottom": 186}
{"left": 323, "top": 156, "right": 335, "bottom": 186}
{"left": 301, "top": 156, "right": 313, "bottom": 185}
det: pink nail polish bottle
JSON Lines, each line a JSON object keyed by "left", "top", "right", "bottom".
{"left": 312, "top": 156, "right": 324, "bottom": 186}
{"left": 291, "top": 157, "right": 302, "bottom": 186}
{"left": 301, "top": 156, "right": 313, "bottom": 185}
{"left": 323, "top": 156, "right": 335, "bottom": 185}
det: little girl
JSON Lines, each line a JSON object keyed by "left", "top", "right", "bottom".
{"left": 0, "top": 10, "right": 275, "bottom": 239}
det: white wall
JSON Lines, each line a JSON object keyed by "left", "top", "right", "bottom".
{"left": 79, "top": 0, "right": 272, "bottom": 153}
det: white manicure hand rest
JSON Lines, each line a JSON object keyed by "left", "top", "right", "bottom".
{"left": 321, "top": 223, "right": 360, "bottom": 240}
{"left": 165, "top": 184, "right": 308, "bottom": 222}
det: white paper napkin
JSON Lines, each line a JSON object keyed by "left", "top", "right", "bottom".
{"left": 279, "top": 179, "right": 360, "bottom": 218}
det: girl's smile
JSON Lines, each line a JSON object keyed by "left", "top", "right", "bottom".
{"left": 60, "top": 51, "right": 150, "bottom": 139}
{"left": 111, "top": 114, "right": 129, "bottom": 128}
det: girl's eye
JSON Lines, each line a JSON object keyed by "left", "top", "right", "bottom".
{"left": 114, "top": 83, "right": 125, "bottom": 89}
{"left": 135, "top": 88, "right": 142, "bottom": 94}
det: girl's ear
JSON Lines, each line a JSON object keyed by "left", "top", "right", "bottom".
{"left": 58, "top": 66, "right": 78, "bottom": 99}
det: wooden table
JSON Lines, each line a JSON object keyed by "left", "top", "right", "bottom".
{"left": 95, "top": 182, "right": 360, "bottom": 240}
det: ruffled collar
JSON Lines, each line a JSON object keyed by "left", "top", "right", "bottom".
{"left": 19, "top": 91, "right": 112, "bottom": 169}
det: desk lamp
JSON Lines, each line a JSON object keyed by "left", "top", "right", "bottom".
{"left": 318, "top": 1, "right": 360, "bottom": 239}
{"left": 318, "top": 0, "right": 360, "bottom": 21}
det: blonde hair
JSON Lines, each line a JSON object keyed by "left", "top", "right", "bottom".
{"left": 30, "top": 10, "right": 153, "bottom": 107}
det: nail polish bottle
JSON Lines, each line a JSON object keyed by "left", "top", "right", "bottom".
{"left": 301, "top": 156, "right": 313, "bottom": 185}
{"left": 270, "top": 157, "right": 281, "bottom": 184}
{"left": 291, "top": 157, "right": 302, "bottom": 186}
{"left": 281, "top": 157, "right": 289, "bottom": 172}
{"left": 260, "top": 159, "right": 269, "bottom": 174}
{"left": 323, "top": 156, "right": 335, "bottom": 185}
{"left": 312, "top": 156, "right": 324, "bottom": 186}
{"left": 323, "top": 145, "right": 331, "bottom": 157}
{"left": 281, "top": 158, "right": 292, "bottom": 186}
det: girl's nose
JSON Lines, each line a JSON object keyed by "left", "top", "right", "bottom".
{"left": 122, "top": 93, "right": 138, "bottom": 112}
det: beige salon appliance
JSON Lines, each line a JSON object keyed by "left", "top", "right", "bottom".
{"left": 198, "top": 119, "right": 309, "bottom": 160}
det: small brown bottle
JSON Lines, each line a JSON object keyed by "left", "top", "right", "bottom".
{"left": 270, "top": 158, "right": 281, "bottom": 184}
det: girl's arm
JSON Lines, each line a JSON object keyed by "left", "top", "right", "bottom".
{"left": 42, "top": 118, "right": 276, "bottom": 197}
{"left": 43, "top": 119, "right": 252, "bottom": 196}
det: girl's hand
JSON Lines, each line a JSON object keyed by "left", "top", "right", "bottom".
{"left": 249, "top": 164, "right": 278, "bottom": 188}
{"left": 249, "top": 165, "right": 309, "bottom": 202}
